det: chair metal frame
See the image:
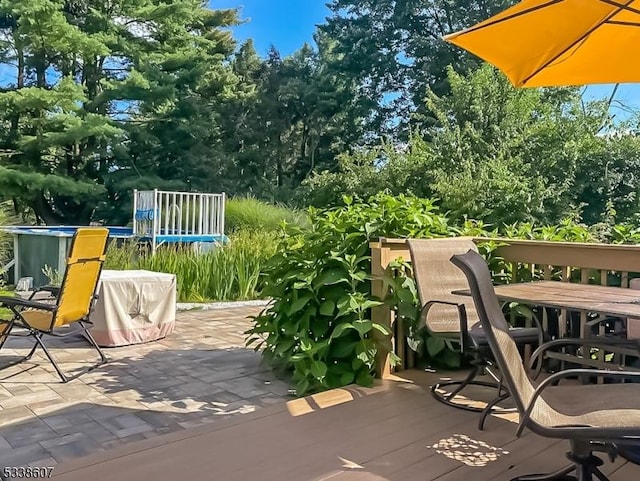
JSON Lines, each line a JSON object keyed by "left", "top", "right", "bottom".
{"left": 407, "top": 238, "right": 543, "bottom": 430}
{"left": 451, "top": 249, "right": 640, "bottom": 481}
{"left": 0, "top": 228, "right": 109, "bottom": 383}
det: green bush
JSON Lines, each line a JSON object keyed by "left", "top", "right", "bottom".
{"left": 246, "top": 192, "right": 640, "bottom": 397}
{"left": 246, "top": 193, "right": 456, "bottom": 396}
{"left": 225, "top": 197, "right": 306, "bottom": 232}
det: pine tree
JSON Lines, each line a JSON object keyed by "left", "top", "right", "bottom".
{"left": 0, "top": 0, "right": 241, "bottom": 224}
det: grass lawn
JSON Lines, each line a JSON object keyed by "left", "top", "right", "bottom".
{"left": 0, "top": 287, "right": 13, "bottom": 319}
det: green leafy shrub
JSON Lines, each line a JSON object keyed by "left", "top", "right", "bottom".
{"left": 246, "top": 193, "right": 455, "bottom": 395}
{"left": 246, "top": 192, "right": 640, "bottom": 396}
{"left": 105, "top": 230, "right": 277, "bottom": 302}
{"left": 225, "top": 197, "right": 307, "bottom": 232}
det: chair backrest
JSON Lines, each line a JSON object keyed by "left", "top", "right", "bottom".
{"left": 450, "top": 249, "right": 536, "bottom": 413}
{"left": 407, "top": 238, "right": 481, "bottom": 334}
{"left": 54, "top": 228, "right": 109, "bottom": 327}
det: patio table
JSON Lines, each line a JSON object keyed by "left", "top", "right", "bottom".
{"left": 455, "top": 280, "right": 640, "bottom": 371}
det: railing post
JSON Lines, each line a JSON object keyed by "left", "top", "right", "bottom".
{"left": 220, "top": 192, "right": 226, "bottom": 235}
{"left": 132, "top": 189, "right": 138, "bottom": 237}
{"left": 371, "top": 239, "right": 394, "bottom": 379}
{"left": 152, "top": 189, "right": 159, "bottom": 254}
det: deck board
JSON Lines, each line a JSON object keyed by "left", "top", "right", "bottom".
{"left": 50, "top": 370, "right": 637, "bottom": 481}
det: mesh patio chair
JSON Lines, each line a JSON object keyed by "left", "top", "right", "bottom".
{"left": 0, "top": 227, "right": 109, "bottom": 382}
{"left": 451, "top": 249, "right": 640, "bottom": 481}
{"left": 407, "top": 238, "right": 543, "bottom": 429}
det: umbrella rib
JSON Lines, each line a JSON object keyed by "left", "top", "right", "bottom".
{"left": 447, "top": 0, "right": 563, "bottom": 36}
{"left": 521, "top": 0, "right": 636, "bottom": 86}
{"left": 606, "top": 20, "right": 640, "bottom": 25}
{"left": 597, "top": 0, "right": 640, "bottom": 16}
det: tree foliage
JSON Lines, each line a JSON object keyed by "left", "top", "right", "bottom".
{"left": 1, "top": 1, "right": 640, "bottom": 230}
{"left": 299, "top": 65, "right": 640, "bottom": 227}
{"left": 0, "top": 0, "right": 241, "bottom": 224}
{"left": 320, "top": 0, "right": 517, "bottom": 136}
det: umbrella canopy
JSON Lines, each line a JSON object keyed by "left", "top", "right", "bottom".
{"left": 444, "top": 0, "right": 640, "bottom": 87}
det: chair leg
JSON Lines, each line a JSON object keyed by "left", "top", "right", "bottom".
{"left": 445, "top": 365, "right": 482, "bottom": 400}
{"left": 511, "top": 464, "right": 577, "bottom": 480}
{"left": 79, "top": 321, "right": 108, "bottom": 364}
{"left": 511, "top": 443, "right": 610, "bottom": 481}
{"left": 34, "top": 333, "right": 69, "bottom": 383}
{"left": 591, "top": 467, "right": 610, "bottom": 481}
{"left": 431, "top": 364, "right": 500, "bottom": 413}
{"left": 478, "top": 391, "right": 512, "bottom": 431}
{"left": 33, "top": 325, "right": 108, "bottom": 383}
{"left": 0, "top": 321, "right": 42, "bottom": 372}
{"left": 0, "top": 320, "right": 13, "bottom": 349}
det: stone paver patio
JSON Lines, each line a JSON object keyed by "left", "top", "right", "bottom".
{"left": 0, "top": 306, "right": 290, "bottom": 468}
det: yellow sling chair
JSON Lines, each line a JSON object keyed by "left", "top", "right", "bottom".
{"left": 0, "top": 228, "right": 109, "bottom": 382}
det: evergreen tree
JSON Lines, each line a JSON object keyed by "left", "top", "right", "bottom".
{"left": 0, "top": 0, "right": 240, "bottom": 224}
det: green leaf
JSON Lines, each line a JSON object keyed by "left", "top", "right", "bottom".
{"left": 330, "top": 322, "right": 355, "bottom": 339}
{"left": 398, "top": 300, "right": 419, "bottom": 318}
{"left": 355, "top": 369, "right": 374, "bottom": 388}
{"left": 406, "top": 336, "right": 424, "bottom": 353}
{"left": 309, "top": 361, "right": 328, "bottom": 380}
{"left": 313, "top": 269, "right": 349, "bottom": 288}
{"left": 300, "top": 339, "right": 313, "bottom": 352}
{"left": 330, "top": 338, "right": 356, "bottom": 358}
{"left": 371, "top": 322, "right": 392, "bottom": 336}
{"left": 350, "top": 271, "right": 367, "bottom": 282}
{"left": 296, "top": 378, "right": 310, "bottom": 396}
{"left": 355, "top": 340, "right": 376, "bottom": 366}
{"left": 441, "top": 349, "right": 462, "bottom": 369}
{"left": 319, "top": 299, "right": 335, "bottom": 316}
{"left": 274, "top": 338, "right": 295, "bottom": 356}
{"left": 288, "top": 293, "right": 313, "bottom": 316}
{"left": 353, "top": 320, "right": 372, "bottom": 337}
{"left": 360, "top": 300, "right": 383, "bottom": 310}
{"left": 426, "top": 336, "right": 446, "bottom": 358}
{"left": 396, "top": 288, "right": 416, "bottom": 304}
{"left": 389, "top": 352, "right": 402, "bottom": 366}
{"left": 339, "top": 371, "right": 355, "bottom": 386}
{"left": 311, "top": 317, "right": 330, "bottom": 337}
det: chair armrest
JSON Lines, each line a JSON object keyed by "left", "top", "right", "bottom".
{"left": 0, "top": 296, "right": 57, "bottom": 311}
{"left": 528, "top": 338, "right": 640, "bottom": 372}
{"left": 422, "top": 300, "right": 469, "bottom": 350}
{"left": 517, "top": 368, "right": 640, "bottom": 437}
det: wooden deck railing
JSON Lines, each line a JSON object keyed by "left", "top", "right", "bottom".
{"left": 370, "top": 237, "right": 640, "bottom": 378}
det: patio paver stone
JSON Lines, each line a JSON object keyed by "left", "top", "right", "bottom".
{"left": 0, "top": 306, "right": 289, "bottom": 466}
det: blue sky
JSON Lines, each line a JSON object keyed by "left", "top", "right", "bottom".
{"left": 583, "top": 84, "right": 640, "bottom": 120}
{"left": 211, "top": 0, "right": 331, "bottom": 56}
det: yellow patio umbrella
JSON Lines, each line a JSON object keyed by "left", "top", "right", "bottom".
{"left": 443, "top": 0, "right": 640, "bottom": 87}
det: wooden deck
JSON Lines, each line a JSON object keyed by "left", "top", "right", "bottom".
{"left": 49, "top": 369, "right": 637, "bottom": 481}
